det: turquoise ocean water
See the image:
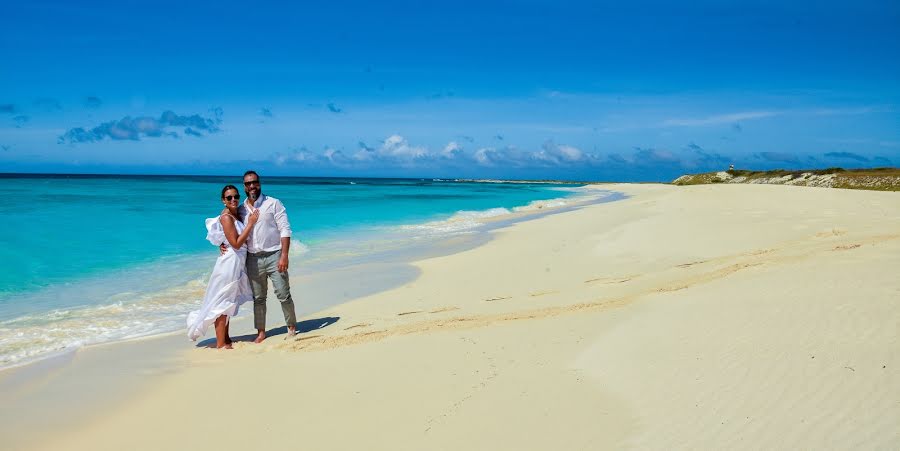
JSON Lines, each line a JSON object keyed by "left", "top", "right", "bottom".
{"left": 0, "top": 174, "right": 616, "bottom": 368}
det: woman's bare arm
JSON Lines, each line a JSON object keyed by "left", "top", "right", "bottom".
{"left": 220, "top": 210, "right": 259, "bottom": 249}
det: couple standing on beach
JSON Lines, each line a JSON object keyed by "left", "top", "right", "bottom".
{"left": 186, "top": 171, "right": 298, "bottom": 348}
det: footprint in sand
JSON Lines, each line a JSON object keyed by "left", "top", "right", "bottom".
{"left": 583, "top": 276, "right": 634, "bottom": 284}
{"left": 529, "top": 290, "right": 558, "bottom": 297}
{"left": 343, "top": 323, "right": 371, "bottom": 330}
{"left": 484, "top": 296, "right": 512, "bottom": 302}
{"left": 675, "top": 261, "right": 707, "bottom": 268}
{"left": 832, "top": 244, "right": 861, "bottom": 251}
{"left": 658, "top": 285, "right": 689, "bottom": 293}
{"left": 397, "top": 310, "right": 424, "bottom": 316}
{"left": 815, "top": 228, "right": 848, "bottom": 238}
{"left": 429, "top": 306, "right": 461, "bottom": 313}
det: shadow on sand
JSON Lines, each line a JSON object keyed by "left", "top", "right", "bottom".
{"left": 196, "top": 316, "right": 341, "bottom": 348}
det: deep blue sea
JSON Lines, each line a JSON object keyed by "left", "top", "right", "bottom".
{"left": 0, "top": 174, "right": 614, "bottom": 368}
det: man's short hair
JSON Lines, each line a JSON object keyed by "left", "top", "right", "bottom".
{"left": 243, "top": 170, "right": 259, "bottom": 180}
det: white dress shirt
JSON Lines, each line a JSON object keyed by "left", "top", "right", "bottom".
{"left": 238, "top": 194, "right": 292, "bottom": 254}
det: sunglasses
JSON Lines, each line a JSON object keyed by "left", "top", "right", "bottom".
{"left": 244, "top": 180, "right": 260, "bottom": 186}
{"left": 224, "top": 194, "right": 240, "bottom": 201}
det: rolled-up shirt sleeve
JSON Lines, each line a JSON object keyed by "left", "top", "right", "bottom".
{"left": 273, "top": 198, "right": 292, "bottom": 238}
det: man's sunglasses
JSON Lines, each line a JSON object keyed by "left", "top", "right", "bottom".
{"left": 224, "top": 195, "right": 240, "bottom": 201}
{"left": 244, "top": 180, "right": 260, "bottom": 186}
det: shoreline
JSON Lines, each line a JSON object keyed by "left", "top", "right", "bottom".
{"left": 0, "top": 186, "right": 623, "bottom": 449}
{"left": 0, "top": 183, "right": 614, "bottom": 372}
{"left": 4, "top": 183, "right": 898, "bottom": 450}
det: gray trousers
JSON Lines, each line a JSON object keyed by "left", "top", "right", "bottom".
{"left": 247, "top": 249, "right": 297, "bottom": 331}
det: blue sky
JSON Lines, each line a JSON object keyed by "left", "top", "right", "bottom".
{"left": 1, "top": 0, "right": 898, "bottom": 181}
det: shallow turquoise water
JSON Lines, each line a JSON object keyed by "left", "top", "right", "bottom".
{"left": 0, "top": 174, "right": 609, "bottom": 367}
{"left": 0, "top": 176, "right": 572, "bottom": 300}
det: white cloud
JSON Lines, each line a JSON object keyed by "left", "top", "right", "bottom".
{"left": 346, "top": 135, "right": 433, "bottom": 168}
{"left": 554, "top": 143, "right": 584, "bottom": 161}
{"left": 441, "top": 141, "right": 463, "bottom": 158}
{"left": 271, "top": 135, "right": 600, "bottom": 170}
{"left": 661, "top": 105, "right": 891, "bottom": 128}
{"left": 662, "top": 111, "right": 780, "bottom": 127}
{"left": 273, "top": 147, "right": 318, "bottom": 165}
{"left": 373, "top": 135, "right": 428, "bottom": 161}
{"left": 473, "top": 141, "right": 592, "bottom": 167}
{"left": 473, "top": 147, "right": 504, "bottom": 166}
{"left": 273, "top": 146, "right": 354, "bottom": 167}
{"left": 531, "top": 141, "right": 586, "bottom": 164}
{"left": 323, "top": 147, "right": 347, "bottom": 164}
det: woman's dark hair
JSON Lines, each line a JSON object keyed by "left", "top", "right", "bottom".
{"left": 221, "top": 184, "right": 239, "bottom": 199}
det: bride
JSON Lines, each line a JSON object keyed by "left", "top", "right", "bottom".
{"left": 187, "top": 185, "right": 260, "bottom": 348}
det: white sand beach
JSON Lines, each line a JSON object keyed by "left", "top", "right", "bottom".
{"left": 5, "top": 183, "right": 899, "bottom": 450}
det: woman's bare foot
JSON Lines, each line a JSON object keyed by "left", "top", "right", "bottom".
{"left": 253, "top": 331, "right": 266, "bottom": 343}
{"left": 213, "top": 315, "right": 231, "bottom": 349}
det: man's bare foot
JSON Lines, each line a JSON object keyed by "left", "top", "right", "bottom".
{"left": 215, "top": 343, "right": 233, "bottom": 349}
{"left": 287, "top": 327, "right": 297, "bottom": 338}
{"left": 253, "top": 331, "right": 266, "bottom": 343}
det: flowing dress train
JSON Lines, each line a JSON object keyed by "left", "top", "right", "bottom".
{"left": 186, "top": 215, "right": 253, "bottom": 341}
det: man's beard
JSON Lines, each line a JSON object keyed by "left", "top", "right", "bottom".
{"left": 245, "top": 189, "right": 260, "bottom": 201}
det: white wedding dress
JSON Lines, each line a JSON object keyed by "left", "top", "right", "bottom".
{"left": 186, "top": 215, "right": 253, "bottom": 341}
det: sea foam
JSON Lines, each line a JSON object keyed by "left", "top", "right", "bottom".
{"left": 0, "top": 176, "right": 607, "bottom": 369}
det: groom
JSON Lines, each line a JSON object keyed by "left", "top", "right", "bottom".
{"left": 238, "top": 170, "right": 298, "bottom": 342}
